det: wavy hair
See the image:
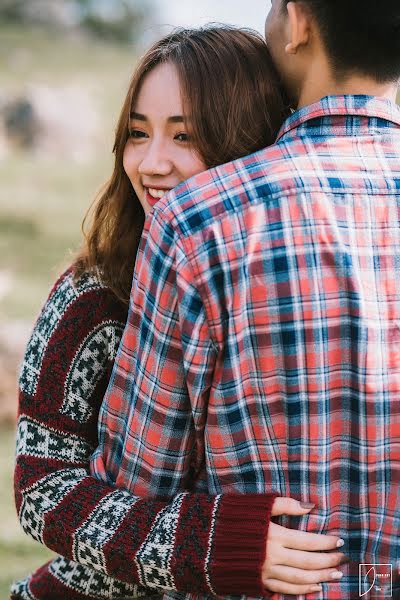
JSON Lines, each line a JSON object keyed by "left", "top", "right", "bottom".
{"left": 74, "top": 25, "right": 289, "bottom": 304}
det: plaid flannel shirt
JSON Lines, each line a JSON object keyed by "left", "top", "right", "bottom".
{"left": 92, "top": 95, "right": 400, "bottom": 599}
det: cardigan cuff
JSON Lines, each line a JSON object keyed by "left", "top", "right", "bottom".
{"left": 210, "top": 493, "right": 278, "bottom": 597}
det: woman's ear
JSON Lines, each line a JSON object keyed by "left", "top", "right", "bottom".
{"left": 285, "top": 1, "right": 311, "bottom": 55}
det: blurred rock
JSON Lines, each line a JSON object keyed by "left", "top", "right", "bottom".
{"left": 3, "top": 97, "right": 38, "bottom": 148}
{"left": 0, "top": 85, "right": 100, "bottom": 162}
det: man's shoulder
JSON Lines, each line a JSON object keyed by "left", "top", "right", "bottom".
{"left": 158, "top": 142, "right": 299, "bottom": 238}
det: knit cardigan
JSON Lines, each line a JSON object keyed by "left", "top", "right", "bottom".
{"left": 11, "top": 268, "right": 276, "bottom": 600}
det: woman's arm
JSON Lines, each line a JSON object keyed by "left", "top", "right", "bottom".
{"left": 13, "top": 269, "right": 278, "bottom": 599}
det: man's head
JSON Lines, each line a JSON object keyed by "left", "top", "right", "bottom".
{"left": 265, "top": 0, "right": 400, "bottom": 105}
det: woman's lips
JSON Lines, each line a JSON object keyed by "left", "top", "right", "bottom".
{"left": 145, "top": 187, "right": 170, "bottom": 207}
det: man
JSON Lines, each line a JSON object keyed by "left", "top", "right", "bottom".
{"left": 93, "top": 1, "right": 400, "bottom": 598}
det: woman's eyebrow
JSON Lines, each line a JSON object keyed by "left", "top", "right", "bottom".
{"left": 130, "top": 112, "right": 185, "bottom": 124}
{"left": 130, "top": 111, "right": 146, "bottom": 121}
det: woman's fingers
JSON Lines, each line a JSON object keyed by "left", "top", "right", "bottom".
{"left": 265, "top": 564, "right": 344, "bottom": 586}
{"left": 271, "top": 496, "right": 316, "bottom": 517}
{"left": 264, "top": 498, "right": 347, "bottom": 596}
{"left": 270, "top": 522, "right": 344, "bottom": 552}
{"left": 272, "top": 545, "right": 346, "bottom": 571}
{"left": 262, "top": 578, "right": 323, "bottom": 596}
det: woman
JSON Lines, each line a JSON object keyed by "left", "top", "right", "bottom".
{"left": 12, "top": 26, "right": 344, "bottom": 600}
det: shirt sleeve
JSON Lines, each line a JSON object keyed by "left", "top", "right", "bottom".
{"left": 92, "top": 207, "right": 217, "bottom": 497}
{"left": 91, "top": 208, "right": 278, "bottom": 596}
{"left": 15, "top": 269, "right": 277, "bottom": 598}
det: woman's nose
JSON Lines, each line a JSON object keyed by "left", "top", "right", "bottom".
{"left": 138, "top": 139, "right": 172, "bottom": 176}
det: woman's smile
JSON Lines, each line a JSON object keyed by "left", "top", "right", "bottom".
{"left": 144, "top": 186, "right": 172, "bottom": 206}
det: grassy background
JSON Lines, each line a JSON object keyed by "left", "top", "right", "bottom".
{"left": 0, "top": 24, "right": 138, "bottom": 596}
{"left": 0, "top": 24, "right": 138, "bottom": 321}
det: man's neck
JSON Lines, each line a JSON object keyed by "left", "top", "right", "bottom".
{"left": 297, "top": 58, "right": 398, "bottom": 109}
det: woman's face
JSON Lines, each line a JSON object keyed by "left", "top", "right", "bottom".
{"left": 124, "top": 61, "right": 207, "bottom": 215}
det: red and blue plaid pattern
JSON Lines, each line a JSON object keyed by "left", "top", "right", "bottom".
{"left": 92, "top": 96, "right": 400, "bottom": 599}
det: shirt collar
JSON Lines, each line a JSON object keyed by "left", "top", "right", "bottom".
{"left": 277, "top": 95, "right": 400, "bottom": 141}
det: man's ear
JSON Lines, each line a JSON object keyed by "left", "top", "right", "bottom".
{"left": 285, "top": 1, "right": 311, "bottom": 55}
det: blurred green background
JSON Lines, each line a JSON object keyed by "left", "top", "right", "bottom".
{"left": 1, "top": 1, "right": 399, "bottom": 597}
{"left": 0, "top": 1, "right": 151, "bottom": 595}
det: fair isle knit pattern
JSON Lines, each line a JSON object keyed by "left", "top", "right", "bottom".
{"left": 12, "top": 266, "right": 277, "bottom": 600}
{"left": 72, "top": 488, "right": 139, "bottom": 572}
{"left": 11, "top": 557, "right": 148, "bottom": 600}
{"left": 19, "top": 271, "right": 102, "bottom": 398}
{"left": 19, "top": 467, "right": 87, "bottom": 544}
{"left": 48, "top": 556, "right": 146, "bottom": 599}
{"left": 10, "top": 578, "right": 37, "bottom": 600}
{"left": 135, "top": 493, "right": 185, "bottom": 590}
{"left": 17, "top": 416, "right": 91, "bottom": 463}
{"left": 62, "top": 321, "right": 124, "bottom": 423}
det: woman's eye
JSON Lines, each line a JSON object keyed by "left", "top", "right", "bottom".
{"left": 129, "top": 129, "right": 148, "bottom": 139}
{"left": 175, "top": 133, "right": 189, "bottom": 142}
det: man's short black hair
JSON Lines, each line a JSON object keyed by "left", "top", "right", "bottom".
{"left": 284, "top": 0, "right": 400, "bottom": 82}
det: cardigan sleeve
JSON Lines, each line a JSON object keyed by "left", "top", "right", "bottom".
{"left": 13, "top": 269, "right": 277, "bottom": 599}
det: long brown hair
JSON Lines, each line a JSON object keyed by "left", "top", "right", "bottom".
{"left": 74, "top": 25, "right": 289, "bottom": 304}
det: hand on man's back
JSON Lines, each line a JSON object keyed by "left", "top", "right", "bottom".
{"left": 262, "top": 497, "right": 346, "bottom": 596}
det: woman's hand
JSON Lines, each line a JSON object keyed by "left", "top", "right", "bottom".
{"left": 262, "top": 497, "right": 346, "bottom": 596}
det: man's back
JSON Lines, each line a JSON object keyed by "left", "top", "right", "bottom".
{"left": 94, "top": 95, "right": 400, "bottom": 599}
{"left": 187, "top": 95, "right": 400, "bottom": 598}
{"left": 179, "top": 95, "right": 400, "bottom": 598}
